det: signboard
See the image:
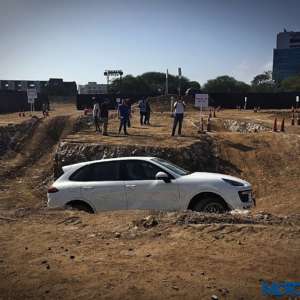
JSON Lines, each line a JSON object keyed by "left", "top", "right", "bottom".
{"left": 27, "top": 88, "right": 37, "bottom": 104}
{"left": 195, "top": 94, "right": 208, "bottom": 108}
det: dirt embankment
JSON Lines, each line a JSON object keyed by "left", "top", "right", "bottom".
{"left": 0, "top": 117, "right": 39, "bottom": 156}
{"left": 54, "top": 135, "right": 218, "bottom": 179}
{"left": 0, "top": 115, "right": 88, "bottom": 210}
{"left": 216, "top": 132, "right": 300, "bottom": 215}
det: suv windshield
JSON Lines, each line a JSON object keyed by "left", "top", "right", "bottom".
{"left": 152, "top": 158, "right": 190, "bottom": 176}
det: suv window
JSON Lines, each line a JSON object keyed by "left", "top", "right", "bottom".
{"left": 70, "top": 161, "right": 120, "bottom": 181}
{"left": 123, "top": 160, "right": 164, "bottom": 180}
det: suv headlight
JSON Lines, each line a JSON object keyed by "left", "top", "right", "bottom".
{"left": 222, "top": 178, "right": 244, "bottom": 186}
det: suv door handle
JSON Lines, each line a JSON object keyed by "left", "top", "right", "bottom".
{"left": 82, "top": 186, "right": 95, "bottom": 190}
{"left": 126, "top": 184, "right": 136, "bottom": 188}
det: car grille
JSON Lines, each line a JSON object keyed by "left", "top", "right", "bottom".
{"left": 239, "top": 190, "right": 251, "bottom": 202}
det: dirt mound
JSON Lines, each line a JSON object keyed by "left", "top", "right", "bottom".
{"left": 215, "top": 132, "right": 300, "bottom": 215}
{"left": 0, "top": 115, "right": 85, "bottom": 210}
{"left": 130, "top": 211, "right": 300, "bottom": 230}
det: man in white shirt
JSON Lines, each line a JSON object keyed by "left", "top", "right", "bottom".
{"left": 92, "top": 102, "right": 100, "bottom": 132}
{"left": 172, "top": 97, "right": 186, "bottom": 136}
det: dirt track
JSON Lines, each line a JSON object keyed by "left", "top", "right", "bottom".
{"left": 1, "top": 209, "right": 299, "bottom": 300}
{"left": 0, "top": 104, "right": 299, "bottom": 299}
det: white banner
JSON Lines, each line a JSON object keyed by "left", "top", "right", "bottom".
{"left": 28, "top": 96, "right": 35, "bottom": 104}
{"left": 27, "top": 88, "right": 37, "bottom": 103}
{"left": 195, "top": 94, "right": 208, "bottom": 108}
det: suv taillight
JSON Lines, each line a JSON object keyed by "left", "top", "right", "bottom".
{"left": 48, "top": 187, "right": 59, "bottom": 193}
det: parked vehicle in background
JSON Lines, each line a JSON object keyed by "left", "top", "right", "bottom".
{"left": 47, "top": 157, "right": 255, "bottom": 213}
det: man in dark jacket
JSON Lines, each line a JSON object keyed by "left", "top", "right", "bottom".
{"left": 100, "top": 100, "right": 109, "bottom": 135}
{"left": 118, "top": 99, "right": 130, "bottom": 135}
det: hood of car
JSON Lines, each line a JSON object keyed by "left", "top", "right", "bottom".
{"left": 183, "top": 172, "right": 250, "bottom": 186}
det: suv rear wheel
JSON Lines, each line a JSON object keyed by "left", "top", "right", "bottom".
{"left": 65, "top": 201, "right": 94, "bottom": 213}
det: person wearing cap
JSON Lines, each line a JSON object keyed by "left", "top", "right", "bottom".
{"left": 171, "top": 97, "right": 186, "bottom": 136}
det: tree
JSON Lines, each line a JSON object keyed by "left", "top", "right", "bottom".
{"left": 251, "top": 71, "right": 277, "bottom": 92}
{"left": 203, "top": 76, "right": 250, "bottom": 93}
{"left": 188, "top": 81, "right": 201, "bottom": 90}
{"left": 110, "top": 71, "right": 199, "bottom": 96}
{"left": 110, "top": 75, "right": 151, "bottom": 96}
{"left": 280, "top": 75, "right": 300, "bottom": 92}
{"left": 251, "top": 71, "right": 272, "bottom": 86}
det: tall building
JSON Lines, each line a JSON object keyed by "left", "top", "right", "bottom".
{"left": 78, "top": 82, "right": 107, "bottom": 94}
{"left": 273, "top": 30, "right": 300, "bottom": 82}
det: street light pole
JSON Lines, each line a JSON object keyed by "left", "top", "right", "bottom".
{"left": 165, "top": 69, "right": 168, "bottom": 96}
{"left": 178, "top": 67, "right": 182, "bottom": 98}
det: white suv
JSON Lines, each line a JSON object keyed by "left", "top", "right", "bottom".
{"left": 47, "top": 157, "right": 255, "bottom": 213}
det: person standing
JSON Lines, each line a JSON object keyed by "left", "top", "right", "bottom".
{"left": 145, "top": 99, "right": 151, "bottom": 125}
{"left": 138, "top": 99, "right": 147, "bottom": 125}
{"left": 171, "top": 97, "right": 186, "bottom": 136}
{"left": 42, "top": 102, "right": 47, "bottom": 117}
{"left": 93, "top": 102, "right": 100, "bottom": 132}
{"left": 126, "top": 98, "right": 132, "bottom": 128}
{"left": 100, "top": 100, "right": 109, "bottom": 135}
{"left": 118, "top": 99, "right": 130, "bottom": 135}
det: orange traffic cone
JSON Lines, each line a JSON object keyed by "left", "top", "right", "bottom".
{"left": 280, "top": 118, "right": 285, "bottom": 132}
{"left": 273, "top": 118, "right": 277, "bottom": 132}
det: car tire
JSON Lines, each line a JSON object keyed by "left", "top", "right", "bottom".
{"left": 66, "top": 201, "right": 94, "bottom": 214}
{"left": 192, "top": 197, "right": 227, "bottom": 214}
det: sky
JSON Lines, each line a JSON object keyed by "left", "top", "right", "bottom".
{"left": 0, "top": 0, "right": 299, "bottom": 85}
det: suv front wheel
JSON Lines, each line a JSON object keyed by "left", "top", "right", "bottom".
{"left": 192, "top": 197, "right": 228, "bottom": 213}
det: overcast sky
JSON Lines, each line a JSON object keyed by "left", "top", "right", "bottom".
{"left": 0, "top": 0, "right": 299, "bottom": 85}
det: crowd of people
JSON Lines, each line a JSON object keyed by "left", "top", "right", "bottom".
{"left": 92, "top": 97, "right": 186, "bottom": 137}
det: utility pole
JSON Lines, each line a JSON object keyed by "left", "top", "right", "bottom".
{"left": 165, "top": 69, "right": 169, "bottom": 96}
{"left": 178, "top": 67, "right": 182, "bottom": 97}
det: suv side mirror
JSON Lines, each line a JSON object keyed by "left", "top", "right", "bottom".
{"left": 155, "top": 171, "right": 171, "bottom": 183}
